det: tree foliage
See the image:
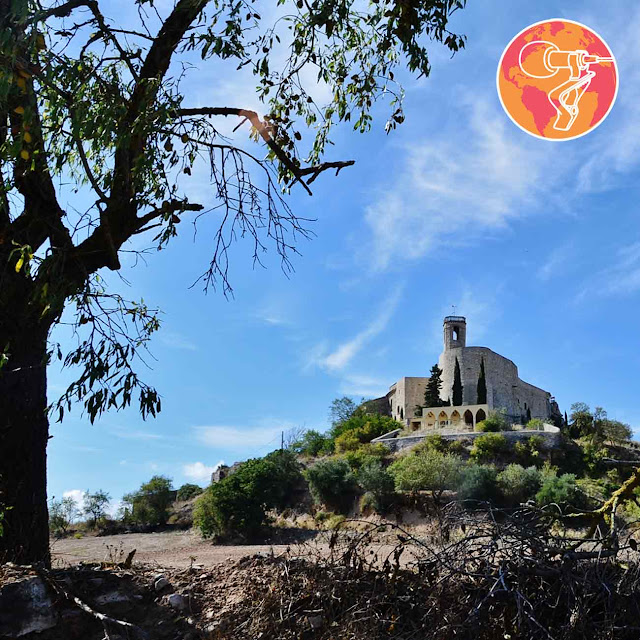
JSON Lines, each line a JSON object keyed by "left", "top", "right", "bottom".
{"left": 0, "top": 0, "right": 467, "bottom": 564}
{"left": 305, "top": 458, "right": 358, "bottom": 513}
{"left": 452, "top": 357, "right": 463, "bottom": 406}
{"left": 476, "top": 357, "right": 487, "bottom": 404}
{"left": 82, "top": 490, "right": 110, "bottom": 528}
{"left": 389, "top": 449, "right": 463, "bottom": 500}
{"left": 194, "top": 450, "right": 302, "bottom": 538}
{"left": 176, "top": 483, "right": 204, "bottom": 501}
{"left": 424, "top": 363, "right": 444, "bottom": 407}
{"left": 123, "top": 475, "right": 174, "bottom": 526}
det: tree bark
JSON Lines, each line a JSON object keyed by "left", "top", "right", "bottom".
{"left": 0, "top": 325, "right": 51, "bottom": 566}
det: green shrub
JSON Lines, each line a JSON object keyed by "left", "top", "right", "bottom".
{"left": 176, "top": 483, "right": 204, "bottom": 501}
{"left": 470, "top": 433, "right": 509, "bottom": 462}
{"left": 359, "top": 492, "right": 378, "bottom": 514}
{"left": 389, "top": 450, "right": 463, "bottom": 500}
{"left": 475, "top": 420, "right": 498, "bottom": 433}
{"left": 535, "top": 473, "right": 579, "bottom": 507}
{"left": 122, "top": 476, "right": 173, "bottom": 526}
{"left": 305, "top": 458, "right": 358, "bottom": 513}
{"left": 526, "top": 418, "right": 545, "bottom": 430}
{"left": 325, "top": 514, "right": 346, "bottom": 530}
{"left": 413, "top": 434, "right": 449, "bottom": 454}
{"left": 194, "top": 450, "right": 303, "bottom": 539}
{"left": 330, "top": 412, "right": 399, "bottom": 442}
{"left": 497, "top": 464, "right": 541, "bottom": 505}
{"left": 447, "top": 439, "right": 466, "bottom": 455}
{"left": 335, "top": 430, "right": 363, "bottom": 453}
{"left": 457, "top": 464, "right": 499, "bottom": 502}
{"left": 357, "top": 461, "right": 395, "bottom": 512}
{"left": 291, "top": 429, "right": 334, "bottom": 457}
{"left": 475, "top": 410, "right": 509, "bottom": 433}
{"left": 514, "top": 436, "right": 544, "bottom": 466}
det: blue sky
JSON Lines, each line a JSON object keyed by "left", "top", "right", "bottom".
{"left": 47, "top": 0, "right": 640, "bottom": 513}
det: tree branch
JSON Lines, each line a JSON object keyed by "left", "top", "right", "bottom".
{"left": 177, "top": 107, "right": 355, "bottom": 191}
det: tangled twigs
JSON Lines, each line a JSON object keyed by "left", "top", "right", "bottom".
{"left": 36, "top": 567, "right": 148, "bottom": 640}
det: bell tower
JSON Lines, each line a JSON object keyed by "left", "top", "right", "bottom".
{"left": 443, "top": 316, "right": 466, "bottom": 351}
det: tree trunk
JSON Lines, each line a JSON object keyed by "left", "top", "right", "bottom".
{"left": 0, "top": 325, "right": 51, "bottom": 566}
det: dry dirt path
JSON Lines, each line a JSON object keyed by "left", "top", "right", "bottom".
{"left": 50, "top": 530, "right": 305, "bottom": 569}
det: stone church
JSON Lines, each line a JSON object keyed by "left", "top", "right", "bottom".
{"left": 383, "top": 316, "right": 560, "bottom": 430}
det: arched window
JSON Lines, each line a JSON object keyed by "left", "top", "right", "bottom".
{"left": 476, "top": 408, "right": 487, "bottom": 423}
{"left": 464, "top": 410, "right": 474, "bottom": 426}
{"left": 450, "top": 410, "right": 461, "bottom": 425}
{"left": 400, "top": 407, "right": 404, "bottom": 420}
{"left": 453, "top": 327, "right": 459, "bottom": 341}
{"left": 438, "top": 410, "right": 448, "bottom": 427}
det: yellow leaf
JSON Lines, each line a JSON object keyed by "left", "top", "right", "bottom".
{"left": 15, "top": 257, "right": 23, "bottom": 273}
{"left": 16, "top": 78, "right": 26, "bottom": 90}
{"left": 23, "top": 132, "right": 32, "bottom": 143}
{"left": 14, "top": 106, "right": 24, "bottom": 115}
{"left": 20, "top": 150, "right": 29, "bottom": 160}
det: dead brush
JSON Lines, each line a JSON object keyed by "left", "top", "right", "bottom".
{"left": 209, "top": 502, "right": 640, "bottom": 639}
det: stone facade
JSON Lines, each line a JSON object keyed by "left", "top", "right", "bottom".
{"left": 387, "top": 377, "right": 429, "bottom": 423}
{"left": 378, "top": 316, "right": 558, "bottom": 428}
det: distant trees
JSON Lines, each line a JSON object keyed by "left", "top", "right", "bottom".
{"left": 123, "top": 476, "right": 174, "bottom": 526}
{"left": 568, "top": 403, "right": 633, "bottom": 446}
{"left": 452, "top": 357, "right": 463, "bottom": 406}
{"left": 82, "top": 490, "right": 110, "bottom": 528}
{"left": 424, "top": 364, "right": 445, "bottom": 408}
{"left": 330, "top": 397, "right": 360, "bottom": 426}
{"left": 49, "top": 497, "right": 78, "bottom": 536}
{"left": 176, "top": 484, "right": 204, "bottom": 501}
{"left": 476, "top": 357, "right": 487, "bottom": 404}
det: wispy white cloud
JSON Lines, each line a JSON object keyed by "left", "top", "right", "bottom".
{"left": 108, "top": 427, "right": 165, "bottom": 441}
{"left": 159, "top": 331, "right": 197, "bottom": 351}
{"left": 193, "top": 421, "right": 292, "bottom": 451}
{"left": 363, "top": 98, "right": 555, "bottom": 272}
{"left": 183, "top": 461, "right": 224, "bottom": 485}
{"left": 338, "top": 373, "right": 389, "bottom": 398}
{"left": 311, "top": 288, "right": 403, "bottom": 372}
{"left": 537, "top": 244, "right": 574, "bottom": 282}
{"left": 576, "top": 242, "right": 640, "bottom": 300}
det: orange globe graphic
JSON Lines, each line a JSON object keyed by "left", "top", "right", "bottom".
{"left": 497, "top": 20, "right": 618, "bottom": 140}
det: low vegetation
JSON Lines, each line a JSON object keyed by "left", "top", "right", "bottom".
{"left": 48, "top": 399, "right": 638, "bottom": 549}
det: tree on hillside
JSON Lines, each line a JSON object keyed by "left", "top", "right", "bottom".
{"left": 452, "top": 357, "right": 463, "bottom": 406}
{"left": 123, "top": 475, "right": 174, "bottom": 526}
{"left": 82, "top": 490, "right": 110, "bottom": 528}
{"left": 0, "top": 0, "right": 468, "bottom": 564}
{"left": 424, "top": 363, "right": 444, "bottom": 408}
{"left": 476, "top": 357, "right": 487, "bottom": 404}
{"left": 329, "top": 397, "right": 360, "bottom": 427}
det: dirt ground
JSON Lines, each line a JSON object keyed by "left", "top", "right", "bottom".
{"left": 50, "top": 529, "right": 305, "bottom": 568}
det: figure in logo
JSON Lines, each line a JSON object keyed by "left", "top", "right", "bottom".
{"left": 519, "top": 41, "right": 614, "bottom": 132}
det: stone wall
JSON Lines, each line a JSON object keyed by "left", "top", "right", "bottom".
{"left": 438, "top": 346, "right": 551, "bottom": 421}
{"left": 388, "top": 377, "right": 429, "bottom": 423}
{"left": 372, "top": 424, "right": 561, "bottom": 453}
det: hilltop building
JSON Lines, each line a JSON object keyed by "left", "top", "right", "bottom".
{"left": 383, "top": 316, "right": 560, "bottom": 431}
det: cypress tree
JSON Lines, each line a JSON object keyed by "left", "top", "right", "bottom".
{"left": 424, "top": 364, "right": 444, "bottom": 408}
{"left": 476, "top": 357, "right": 487, "bottom": 404}
{"left": 452, "top": 357, "right": 463, "bottom": 406}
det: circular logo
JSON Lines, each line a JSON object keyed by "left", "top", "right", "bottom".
{"left": 497, "top": 19, "right": 618, "bottom": 141}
